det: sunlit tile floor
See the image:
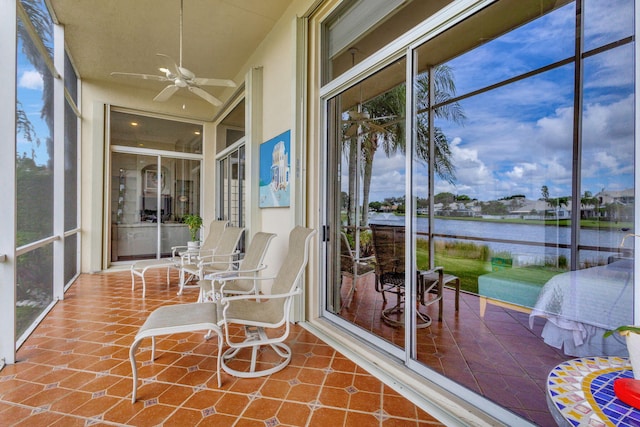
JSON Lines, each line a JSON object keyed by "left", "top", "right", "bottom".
{"left": 0, "top": 270, "right": 445, "bottom": 426}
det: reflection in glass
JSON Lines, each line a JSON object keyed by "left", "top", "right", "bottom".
{"left": 407, "top": 0, "right": 635, "bottom": 420}
{"left": 218, "top": 102, "right": 246, "bottom": 250}
{"left": 323, "top": 0, "right": 636, "bottom": 421}
{"left": 64, "top": 234, "right": 78, "bottom": 285}
{"left": 19, "top": 0, "right": 53, "bottom": 59}
{"left": 323, "top": 0, "right": 453, "bottom": 83}
{"left": 16, "top": 244, "right": 53, "bottom": 339}
{"left": 110, "top": 111, "right": 203, "bottom": 154}
{"left": 16, "top": 17, "right": 54, "bottom": 244}
{"left": 64, "top": 100, "right": 78, "bottom": 231}
{"left": 110, "top": 154, "right": 200, "bottom": 261}
{"left": 327, "top": 57, "right": 408, "bottom": 349}
{"left": 219, "top": 100, "right": 245, "bottom": 151}
{"left": 583, "top": 0, "right": 634, "bottom": 52}
{"left": 443, "top": 2, "right": 575, "bottom": 97}
{"left": 64, "top": 51, "right": 78, "bottom": 103}
{"left": 579, "top": 43, "right": 635, "bottom": 266}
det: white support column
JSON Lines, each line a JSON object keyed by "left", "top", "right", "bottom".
{"left": 53, "top": 23, "right": 65, "bottom": 300}
{"left": 294, "top": 16, "right": 310, "bottom": 323}
{"left": 0, "top": 0, "right": 18, "bottom": 365}
{"left": 246, "top": 66, "right": 263, "bottom": 239}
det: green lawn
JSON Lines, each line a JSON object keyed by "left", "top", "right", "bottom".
{"left": 416, "top": 244, "right": 564, "bottom": 294}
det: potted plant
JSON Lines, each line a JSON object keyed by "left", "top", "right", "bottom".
{"left": 605, "top": 326, "right": 640, "bottom": 379}
{"left": 182, "top": 213, "right": 203, "bottom": 249}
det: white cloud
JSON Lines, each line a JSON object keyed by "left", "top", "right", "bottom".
{"left": 18, "top": 70, "right": 43, "bottom": 90}
{"left": 505, "top": 163, "right": 537, "bottom": 180}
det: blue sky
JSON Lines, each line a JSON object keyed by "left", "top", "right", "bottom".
{"left": 16, "top": 33, "right": 51, "bottom": 167}
{"left": 363, "top": 0, "right": 634, "bottom": 203}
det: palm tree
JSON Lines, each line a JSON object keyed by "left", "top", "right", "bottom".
{"left": 342, "top": 65, "right": 464, "bottom": 227}
{"left": 17, "top": 0, "right": 54, "bottom": 166}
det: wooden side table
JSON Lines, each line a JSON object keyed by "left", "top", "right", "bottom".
{"left": 547, "top": 356, "right": 639, "bottom": 426}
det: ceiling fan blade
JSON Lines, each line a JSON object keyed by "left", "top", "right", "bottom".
{"left": 345, "top": 124, "right": 358, "bottom": 137}
{"left": 188, "top": 86, "right": 222, "bottom": 106}
{"left": 153, "top": 84, "right": 180, "bottom": 102}
{"left": 381, "top": 117, "right": 404, "bottom": 128}
{"left": 110, "top": 72, "right": 168, "bottom": 82}
{"left": 193, "top": 77, "right": 237, "bottom": 88}
{"left": 368, "top": 123, "right": 389, "bottom": 134}
{"left": 156, "top": 53, "right": 181, "bottom": 77}
{"left": 369, "top": 114, "right": 398, "bottom": 121}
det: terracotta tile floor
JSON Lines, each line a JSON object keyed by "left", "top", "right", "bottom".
{"left": 0, "top": 270, "right": 446, "bottom": 426}
{"left": 339, "top": 275, "right": 570, "bottom": 427}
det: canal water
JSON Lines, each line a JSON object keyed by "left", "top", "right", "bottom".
{"left": 368, "top": 213, "right": 632, "bottom": 265}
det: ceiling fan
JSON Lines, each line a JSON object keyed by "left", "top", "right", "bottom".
{"left": 341, "top": 48, "right": 402, "bottom": 139}
{"left": 343, "top": 110, "right": 400, "bottom": 138}
{"left": 110, "top": 0, "right": 236, "bottom": 107}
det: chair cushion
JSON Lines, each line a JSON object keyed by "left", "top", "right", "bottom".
{"left": 379, "top": 271, "right": 405, "bottom": 286}
{"left": 137, "top": 302, "right": 220, "bottom": 339}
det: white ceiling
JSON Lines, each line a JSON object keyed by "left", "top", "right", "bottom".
{"left": 49, "top": 0, "right": 293, "bottom": 114}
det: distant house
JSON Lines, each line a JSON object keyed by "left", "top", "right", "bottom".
{"left": 596, "top": 189, "right": 634, "bottom": 221}
{"left": 509, "top": 199, "right": 572, "bottom": 220}
{"left": 597, "top": 189, "right": 634, "bottom": 205}
{"left": 435, "top": 202, "right": 475, "bottom": 217}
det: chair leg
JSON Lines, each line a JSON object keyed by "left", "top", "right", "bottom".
{"left": 141, "top": 273, "right": 147, "bottom": 299}
{"left": 129, "top": 337, "right": 143, "bottom": 403}
{"left": 220, "top": 326, "right": 293, "bottom": 378}
{"left": 438, "top": 277, "right": 444, "bottom": 322}
{"left": 130, "top": 327, "right": 222, "bottom": 403}
{"left": 177, "top": 269, "right": 185, "bottom": 296}
{"left": 479, "top": 297, "right": 488, "bottom": 317}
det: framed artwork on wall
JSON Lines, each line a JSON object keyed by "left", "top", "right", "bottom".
{"left": 143, "top": 166, "right": 168, "bottom": 192}
{"left": 259, "top": 130, "right": 291, "bottom": 208}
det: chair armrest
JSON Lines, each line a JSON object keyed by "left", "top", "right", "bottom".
{"left": 420, "top": 266, "right": 444, "bottom": 275}
{"left": 215, "top": 275, "right": 276, "bottom": 287}
{"left": 197, "top": 251, "right": 239, "bottom": 267}
{"left": 198, "top": 255, "right": 238, "bottom": 266}
{"left": 179, "top": 247, "right": 210, "bottom": 264}
{"left": 220, "top": 287, "right": 301, "bottom": 305}
{"left": 189, "top": 248, "right": 217, "bottom": 260}
{"left": 215, "top": 275, "right": 275, "bottom": 301}
{"left": 209, "top": 264, "right": 268, "bottom": 280}
{"left": 232, "top": 264, "right": 268, "bottom": 275}
{"left": 171, "top": 245, "right": 189, "bottom": 256}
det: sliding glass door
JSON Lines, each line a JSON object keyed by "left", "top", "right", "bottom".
{"left": 321, "top": 0, "right": 635, "bottom": 423}
{"left": 109, "top": 110, "right": 202, "bottom": 262}
{"left": 110, "top": 154, "right": 200, "bottom": 260}
{"left": 325, "top": 56, "right": 410, "bottom": 355}
{"left": 217, "top": 99, "right": 246, "bottom": 242}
